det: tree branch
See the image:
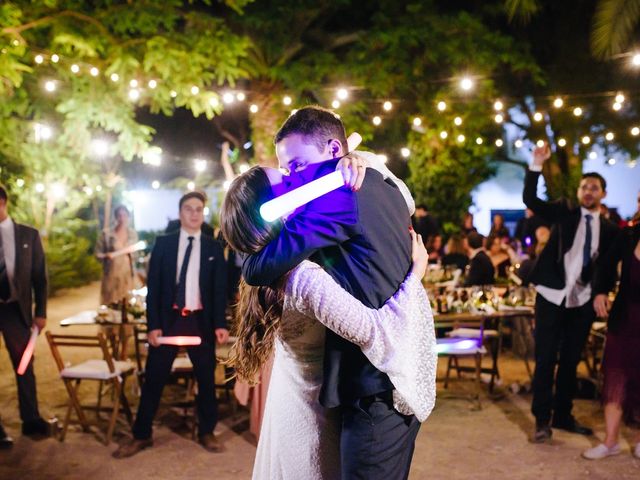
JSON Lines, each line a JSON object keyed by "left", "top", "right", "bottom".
{"left": 2, "top": 10, "right": 113, "bottom": 42}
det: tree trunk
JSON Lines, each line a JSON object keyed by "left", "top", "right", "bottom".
{"left": 249, "top": 85, "right": 287, "bottom": 168}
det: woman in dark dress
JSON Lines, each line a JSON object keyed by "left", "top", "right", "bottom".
{"left": 583, "top": 223, "right": 640, "bottom": 460}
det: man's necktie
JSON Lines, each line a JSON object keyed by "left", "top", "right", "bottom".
{"left": 580, "top": 214, "right": 593, "bottom": 283}
{"left": 0, "top": 229, "right": 11, "bottom": 301}
{"left": 175, "top": 236, "right": 194, "bottom": 310}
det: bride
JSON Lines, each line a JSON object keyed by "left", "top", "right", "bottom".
{"left": 220, "top": 162, "right": 437, "bottom": 479}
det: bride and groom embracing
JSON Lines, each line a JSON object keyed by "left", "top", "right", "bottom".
{"left": 220, "top": 106, "right": 437, "bottom": 479}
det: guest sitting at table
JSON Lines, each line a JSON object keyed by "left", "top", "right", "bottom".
{"left": 95, "top": 205, "right": 138, "bottom": 306}
{"left": 464, "top": 232, "right": 495, "bottom": 286}
{"left": 489, "top": 213, "right": 510, "bottom": 239}
{"left": 442, "top": 234, "right": 469, "bottom": 271}
{"left": 425, "top": 234, "right": 443, "bottom": 264}
{"left": 461, "top": 212, "right": 477, "bottom": 236}
{"left": 486, "top": 234, "right": 512, "bottom": 279}
{"left": 582, "top": 222, "right": 640, "bottom": 460}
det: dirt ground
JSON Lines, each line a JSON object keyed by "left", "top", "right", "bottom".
{"left": 1, "top": 282, "right": 639, "bottom": 480}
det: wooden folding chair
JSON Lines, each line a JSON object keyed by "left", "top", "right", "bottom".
{"left": 46, "top": 331, "right": 134, "bottom": 444}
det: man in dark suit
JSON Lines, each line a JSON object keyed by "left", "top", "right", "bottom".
{"left": 463, "top": 232, "right": 495, "bottom": 286}
{"left": 523, "top": 143, "right": 618, "bottom": 443}
{"left": 114, "top": 191, "right": 228, "bottom": 458}
{"left": 242, "top": 107, "right": 419, "bottom": 479}
{"left": 0, "top": 185, "right": 49, "bottom": 447}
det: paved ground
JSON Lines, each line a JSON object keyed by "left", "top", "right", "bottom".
{"left": 1, "top": 282, "right": 639, "bottom": 479}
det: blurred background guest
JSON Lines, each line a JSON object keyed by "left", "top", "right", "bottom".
{"left": 95, "top": 205, "right": 138, "bottom": 306}
{"left": 412, "top": 204, "right": 439, "bottom": 241}
{"left": 463, "top": 232, "right": 495, "bottom": 286}
{"left": 425, "top": 234, "right": 443, "bottom": 264}
{"left": 515, "top": 208, "right": 549, "bottom": 247}
{"left": 486, "top": 234, "right": 512, "bottom": 278}
{"left": 518, "top": 226, "right": 550, "bottom": 285}
{"left": 442, "top": 234, "right": 469, "bottom": 271}
{"left": 583, "top": 222, "right": 640, "bottom": 460}
{"left": 489, "top": 213, "right": 510, "bottom": 239}
{"left": 460, "top": 212, "right": 477, "bottom": 236}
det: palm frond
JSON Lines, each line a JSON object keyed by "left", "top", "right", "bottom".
{"left": 504, "top": 0, "right": 540, "bottom": 24}
{"left": 591, "top": 0, "right": 640, "bottom": 59}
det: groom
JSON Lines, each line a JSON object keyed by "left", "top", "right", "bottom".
{"left": 242, "top": 106, "right": 419, "bottom": 479}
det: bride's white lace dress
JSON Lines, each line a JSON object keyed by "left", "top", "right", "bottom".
{"left": 251, "top": 260, "right": 436, "bottom": 480}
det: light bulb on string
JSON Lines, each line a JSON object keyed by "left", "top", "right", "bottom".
{"left": 514, "top": 139, "right": 523, "bottom": 148}
{"left": 51, "top": 183, "right": 66, "bottom": 200}
{"left": 493, "top": 100, "right": 503, "bottom": 111}
{"left": 553, "top": 97, "right": 563, "bottom": 108}
{"left": 558, "top": 138, "right": 567, "bottom": 147}
{"left": 223, "top": 92, "right": 235, "bottom": 104}
{"left": 495, "top": 139, "right": 504, "bottom": 147}
{"left": 454, "top": 116, "right": 462, "bottom": 126}
{"left": 331, "top": 100, "right": 341, "bottom": 109}
{"left": 581, "top": 135, "right": 591, "bottom": 145}
{"left": 170, "top": 90, "right": 177, "bottom": 98}
{"left": 130, "top": 79, "right": 138, "bottom": 88}
{"left": 90, "top": 67, "right": 99, "bottom": 77}
{"left": 283, "top": 95, "right": 292, "bottom": 106}
{"left": 128, "top": 89, "right": 140, "bottom": 101}
{"left": 475, "top": 137, "right": 483, "bottom": 145}
{"left": 631, "top": 127, "right": 640, "bottom": 136}
{"left": 110, "top": 73, "right": 119, "bottom": 82}
{"left": 412, "top": 117, "right": 422, "bottom": 127}
{"left": 35, "top": 183, "right": 45, "bottom": 193}
{"left": 336, "top": 88, "right": 348, "bottom": 100}
{"left": 148, "top": 79, "right": 157, "bottom": 89}
{"left": 191, "top": 86, "right": 200, "bottom": 95}
{"left": 383, "top": 101, "right": 392, "bottom": 111}
{"left": 607, "top": 158, "right": 616, "bottom": 166}
{"left": 194, "top": 159, "right": 207, "bottom": 173}
{"left": 209, "top": 97, "right": 219, "bottom": 107}
{"left": 250, "top": 104, "right": 259, "bottom": 113}
{"left": 372, "top": 116, "right": 382, "bottom": 126}
{"left": 494, "top": 114, "right": 504, "bottom": 124}
{"left": 615, "top": 93, "right": 625, "bottom": 103}
{"left": 459, "top": 77, "right": 474, "bottom": 91}
{"left": 536, "top": 140, "right": 545, "bottom": 148}
{"left": 91, "top": 139, "right": 110, "bottom": 157}
{"left": 151, "top": 180, "right": 160, "bottom": 190}
{"left": 573, "top": 107, "right": 583, "bottom": 116}
{"left": 44, "top": 80, "right": 56, "bottom": 92}
{"left": 187, "top": 181, "right": 195, "bottom": 191}
{"left": 16, "top": 179, "right": 25, "bottom": 188}
{"left": 440, "top": 131, "right": 448, "bottom": 139}
{"left": 401, "top": 147, "right": 410, "bottom": 158}
{"left": 34, "top": 55, "right": 43, "bottom": 64}
{"left": 51, "top": 54, "right": 59, "bottom": 63}
{"left": 533, "top": 112, "right": 543, "bottom": 122}
{"left": 605, "top": 132, "right": 614, "bottom": 141}
{"left": 457, "top": 134, "right": 465, "bottom": 143}
{"left": 236, "top": 92, "right": 246, "bottom": 101}
{"left": 70, "top": 64, "right": 80, "bottom": 74}
{"left": 437, "top": 101, "right": 446, "bottom": 111}
{"left": 589, "top": 151, "right": 598, "bottom": 160}
{"left": 95, "top": 185, "right": 102, "bottom": 192}
{"left": 632, "top": 53, "right": 640, "bottom": 66}
{"left": 613, "top": 102, "right": 622, "bottom": 111}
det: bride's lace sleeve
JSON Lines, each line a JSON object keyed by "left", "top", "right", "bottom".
{"left": 285, "top": 261, "right": 437, "bottom": 421}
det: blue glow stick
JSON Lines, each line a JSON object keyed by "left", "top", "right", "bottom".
{"left": 435, "top": 339, "right": 478, "bottom": 354}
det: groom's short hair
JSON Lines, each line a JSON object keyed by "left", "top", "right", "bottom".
{"left": 274, "top": 106, "right": 349, "bottom": 154}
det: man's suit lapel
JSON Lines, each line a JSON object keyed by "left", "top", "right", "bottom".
{"left": 12, "top": 221, "right": 21, "bottom": 289}
{"left": 168, "top": 233, "right": 179, "bottom": 288}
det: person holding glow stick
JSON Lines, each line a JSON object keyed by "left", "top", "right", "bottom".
{"left": 95, "top": 205, "right": 140, "bottom": 306}
{"left": 235, "top": 106, "right": 431, "bottom": 479}
{"left": 0, "top": 184, "right": 49, "bottom": 444}
{"left": 220, "top": 166, "right": 436, "bottom": 480}
{"left": 113, "top": 191, "right": 229, "bottom": 458}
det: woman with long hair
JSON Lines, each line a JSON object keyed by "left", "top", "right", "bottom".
{"left": 220, "top": 166, "right": 436, "bottom": 479}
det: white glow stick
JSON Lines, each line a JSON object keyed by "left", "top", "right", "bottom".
{"left": 17, "top": 327, "right": 39, "bottom": 375}
{"left": 260, "top": 132, "right": 363, "bottom": 222}
{"left": 435, "top": 339, "right": 478, "bottom": 354}
{"left": 156, "top": 336, "right": 202, "bottom": 346}
{"left": 108, "top": 240, "right": 147, "bottom": 259}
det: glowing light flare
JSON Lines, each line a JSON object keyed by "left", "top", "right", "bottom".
{"left": 494, "top": 114, "right": 504, "bottom": 124}
{"left": 459, "top": 77, "right": 474, "bottom": 91}
{"left": 187, "top": 181, "right": 195, "bottom": 190}
{"left": 17, "top": 328, "right": 39, "bottom": 375}
{"left": 91, "top": 139, "right": 110, "bottom": 157}
{"left": 475, "top": 137, "right": 483, "bottom": 145}
{"left": 536, "top": 140, "right": 545, "bottom": 148}
{"left": 156, "top": 336, "right": 202, "bottom": 346}
{"left": 613, "top": 102, "right": 622, "bottom": 111}
{"left": 607, "top": 158, "right": 616, "bottom": 165}
{"left": 260, "top": 170, "right": 345, "bottom": 222}
{"left": 194, "top": 159, "right": 207, "bottom": 173}
{"left": 632, "top": 53, "right": 640, "bottom": 66}
{"left": 456, "top": 134, "right": 465, "bottom": 143}
{"left": 110, "top": 73, "right": 119, "bottom": 82}
{"left": 223, "top": 92, "right": 235, "bottom": 104}
{"left": 44, "top": 80, "right": 56, "bottom": 92}
{"left": 588, "top": 151, "right": 598, "bottom": 160}
{"left": 615, "top": 93, "right": 625, "bottom": 103}
{"left": 581, "top": 135, "right": 591, "bottom": 145}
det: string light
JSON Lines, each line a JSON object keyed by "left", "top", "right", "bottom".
{"left": 495, "top": 139, "right": 504, "bottom": 147}
{"left": 70, "top": 64, "right": 80, "bottom": 73}
{"left": 89, "top": 67, "right": 99, "bottom": 77}
{"left": 631, "top": 127, "right": 640, "bottom": 136}
{"left": 573, "top": 107, "right": 583, "bottom": 116}
{"left": 130, "top": 79, "right": 138, "bottom": 88}
{"left": 372, "top": 116, "right": 382, "bottom": 126}
{"left": 95, "top": 185, "right": 102, "bottom": 192}
{"left": 44, "top": 80, "right": 56, "bottom": 92}
{"left": 632, "top": 53, "right": 640, "bottom": 66}
{"left": 581, "top": 135, "right": 591, "bottom": 144}
{"left": 553, "top": 97, "right": 563, "bottom": 108}
{"left": 91, "top": 139, "right": 110, "bottom": 157}
{"left": 190, "top": 86, "right": 200, "bottom": 95}
{"left": 605, "top": 132, "right": 614, "bottom": 141}
{"left": 50, "top": 54, "right": 59, "bottom": 63}
{"left": 331, "top": 100, "right": 341, "bottom": 109}
{"left": 145, "top": 150, "right": 162, "bottom": 166}
{"left": 455, "top": 133, "right": 464, "bottom": 142}
{"left": 437, "top": 101, "right": 446, "bottom": 111}
{"left": 283, "top": 95, "right": 292, "bottom": 106}
{"left": 148, "top": 79, "right": 157, "bottom": 89}
{"left": 514, "top": 139, "right": 523, "bottom": 148}
{"left": 34, "top": 123, "right": 52, "bottom": 142}
{"left": 440, "top": 131, "right": 448, "bottom": 139}
{"left": 615, "top": 93, "right": 625, "bottom": 103}
{"left": 209, "top": 97, "right": 219, "bottom": 107}
{"left": 454, "top": 116, "right": 462, "bottom": 126}
{"left": 34, "top": 55, "right": 43, "bottom": 64}
{"left": 607, "top": 158, "right": 616, "bottom": 165}
{"left": 475, "top": 137, "right": 483, "bottom": 145}
{"left": 493, "top": 100, "right": 503, "bottom": 111}
{"left": 494, "top": 114, "right": 504, "bottom": 124}
{"left": 16, "top": 179, "right": 25, "bottom": 188}
{"left": 222, "top": 92, "right": 235, "bottom": 104}
{"left": 194, "top": 159, "right": 207, "bottom": 173}
{"left": 613, "top": 102, "right": 622, "bottom": 111}
{"left": 128, "top": 89, "right": 140, "bottom": 101}
{"left": 536, "top": 140, "right": 545, "bottom": 147}
{"left": 187, "top": 181, "right": 195, "bottom": 190}
{"left": 412, "top": 117, "right": 422, "bottom": 127}
{"left": 250, "top": 104, "right": 259, "bottom": 113}
{"left": 236, "top": 92, "right": 246, "bottom": 101}
{"left": 35, "top": 183, "right": 45, "bottom": 193}
{"left": 110, "top": 73, "right": 119, "bottom": 82}
{"left": 533, "top": 112, "right": 543, "bottom": 122}
{"left": 383, "top": 101, "right": 393, "bottom": 111}
{"left": 558, "top": 138, "right": 567, "bottom": 147}
{"left": 151, "top": 180, "right": 160, "bottom": 189}
{"left": 170, "top": 90, "right": 177, "bottom": 98}
{"left": 83, "top": 186, "right": 93, "bottom": 196}
{"left": 460, "top": 77, "right": 474, "bottom": 91}
{"left": 51, "top": 182, "right": 66, "bottom": 200}
{"left": 589, "top": 151, "right": 598, "bottom": 160}
{"left": 401, "top": 147, "right": 410, "bottom": 158}
{"left": 337, "top": 88, "right": 348, "bottom": 100}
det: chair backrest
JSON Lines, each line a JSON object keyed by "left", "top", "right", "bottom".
{"left": 132, "top": 325, "right": 148, "bottom": 373}
{"left": 46, "top": 331, "right": 117, "bottom": 374}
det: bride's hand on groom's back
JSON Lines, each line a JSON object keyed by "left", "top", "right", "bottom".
{"left": 336, "top": 153, "right": 367, "bottom": 191}
{"left": 410, "top": 229, "right": 429, "bottom": 279}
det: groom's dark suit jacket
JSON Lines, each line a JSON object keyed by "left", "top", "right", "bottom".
{"left": 243, "top": 159, "right": 412, "bottom": 407}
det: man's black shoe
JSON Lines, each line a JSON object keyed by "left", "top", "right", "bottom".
{"left": 0, "top": 423, "right": 14, "bottom": 449}
{"left": 22, "top": 418, "right": 49, "bottom": 436}
{"left": 531, "top": 420, "right": 552, "bottom": 443}
{"left": 551, "top": 416, "right": 593, "bottom": 436}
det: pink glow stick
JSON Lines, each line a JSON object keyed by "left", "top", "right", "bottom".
{"left": 156, "top": 336, "right": 202, "bottom": 346}
{"left": 17, "top": 327, "right": 39, "bottom": 375}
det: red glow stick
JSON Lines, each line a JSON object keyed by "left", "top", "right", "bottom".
{"left": 17, "top": 327, "right": 39, "bottom": 375}
{"left": 156, "top": 336, "right": 202, "bottom": 346}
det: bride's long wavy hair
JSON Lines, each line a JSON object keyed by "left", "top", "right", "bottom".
{"left": 220, "top": 167, "right": 286, "bottom": 384}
